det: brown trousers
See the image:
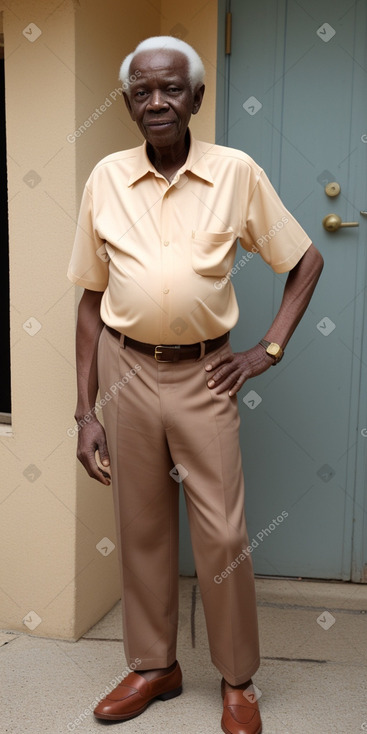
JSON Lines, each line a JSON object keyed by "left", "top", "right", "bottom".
{"left": 97, "top": 325, "right": 260, "bottom": 685}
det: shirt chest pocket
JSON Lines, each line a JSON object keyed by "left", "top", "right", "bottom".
{"left": 191, "top": 229, "right": 235, "bottom": 276}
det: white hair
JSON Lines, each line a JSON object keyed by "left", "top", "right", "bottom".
{"left": 119, "top": 36, "right": 205, "bottom": 94}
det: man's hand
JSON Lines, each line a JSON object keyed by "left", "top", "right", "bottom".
{"left": 76, "top": 419, "right": 111, "bottom": 485}
{"left": 205, "top": 344, "right": 274, "bottom": 396}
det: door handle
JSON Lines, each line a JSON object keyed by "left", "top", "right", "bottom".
{"left": 322, "top": 214, "right": 359, "bottom": 232}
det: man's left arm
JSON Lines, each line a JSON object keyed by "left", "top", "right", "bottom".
{"left": 205, "top": 243, "right": 324, "bottom": 396}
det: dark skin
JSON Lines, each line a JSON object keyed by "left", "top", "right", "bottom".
{"left": 123, "top": 49, "right": 205, "bottom": 180}
{"left": 74, "top": 49, "right": 324, "bottom": 689}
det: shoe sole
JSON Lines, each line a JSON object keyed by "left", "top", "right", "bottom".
{"left": 94, "top": 685, "right": 182, "bottom": 721}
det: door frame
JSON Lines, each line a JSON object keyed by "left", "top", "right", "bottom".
{"left": 215, "top": 0, "right": 367, "bottom": 582}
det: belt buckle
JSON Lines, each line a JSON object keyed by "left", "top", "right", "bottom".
{"left": 154, "top": 345, "right": 180, "bottom": 362}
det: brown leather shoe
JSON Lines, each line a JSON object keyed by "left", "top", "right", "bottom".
{"left": 93, "top": 662, "right": 182, "bottom": 721}
{"left": 221, "top": 679, "right": 262, "bottom": 734}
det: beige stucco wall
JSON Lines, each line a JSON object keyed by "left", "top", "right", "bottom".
{"left": 0, "top": 0, "right": 218, "bottom": 640}
{"left": 160, "top": 0, "right": 217, "bottom": 142}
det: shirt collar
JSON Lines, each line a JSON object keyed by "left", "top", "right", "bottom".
{"left": 127, "top": 129, "right": 214, "bottom": 187}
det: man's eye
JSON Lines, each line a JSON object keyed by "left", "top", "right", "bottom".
{"left": 168, "top": 87, "right": 180, "bottom": 93}
{"left": 135, "top": 90, "right": 147, "bottom": 97}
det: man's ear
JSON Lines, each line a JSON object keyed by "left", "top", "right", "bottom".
{"left": 123, "top": 92, "right": 136, "bottom": 121}
{"left": 192, "top": 84, "right": 205, "bottom": 115}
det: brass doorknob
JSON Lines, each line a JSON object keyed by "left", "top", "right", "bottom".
{"left": 322, "top": 214, "right": 359, "bottom": 232}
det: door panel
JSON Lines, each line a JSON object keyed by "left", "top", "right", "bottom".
{"left": 220, "top": 0, "right": 367, "bottom": 579}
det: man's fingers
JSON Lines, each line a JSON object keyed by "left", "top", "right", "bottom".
{"left": 79, "top": 456, "right": 105, "bottom": 483}
{"left": 207, "top": 361, "right": 239, "bottom": 387}
{"left": 79, "top": 451, "right": 110, "bottom": 485}
{"left": 96, "top": 447, "right": 110, "bottom": 467}
{"left": 207, "top": 368, "right": 229, "bottom": 387}
{"left": 212, "top": 371, "right": 247, "bottom": 395}
{"left": 76, "top": 423, "right": 112, "bottom": 485}
{"left": 207, "top": 364, "right": 246, "bottom": 393}
{"left": 98, "top": 466, "right": 111, "bottom": 482}
{"left": 205, "top": 351, "right": 233, "bottom": 372}
{"left": 95, "top": 449, "right": 111, "bottom": 483}
{"left": 206, "top": 346, "right": 275, "bottom": 396}
{"left": 88, "top": 461, "right": 111, "bottom": 485}
{"left": 228, "top": 374, "right": 247, "bottom": 396}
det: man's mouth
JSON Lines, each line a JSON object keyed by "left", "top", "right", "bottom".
{"left": 145, "top": 121, "right": 175, "bottom": 127}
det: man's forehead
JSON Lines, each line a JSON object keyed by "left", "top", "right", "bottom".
{"left": 131, "top": 49, "right": 189, "bottom": 77}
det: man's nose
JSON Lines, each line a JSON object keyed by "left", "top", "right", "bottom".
{"left": 147, "top": 89, "right": 169, "bottom": 110}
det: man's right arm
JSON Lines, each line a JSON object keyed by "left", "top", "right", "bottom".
{"left": 74, "top": 288, "right": 111, "bottom": 485}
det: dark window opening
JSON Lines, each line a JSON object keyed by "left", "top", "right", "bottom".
{"left": 0, "top": 28, "right": 11, "bottom": 423}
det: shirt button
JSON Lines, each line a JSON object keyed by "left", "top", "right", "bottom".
{"left": 163, "top": 240, "right": 169, "bottom": 246}
{"left": 163, "top": 288, "right": 169, "bottom": 294}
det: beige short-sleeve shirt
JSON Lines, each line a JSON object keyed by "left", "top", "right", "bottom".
{"left": 67, "top": 132, "right": 312, "bottom": 344}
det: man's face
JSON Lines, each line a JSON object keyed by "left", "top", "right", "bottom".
{"left": 124, "top": 49, "right": 204, "bottom": 151}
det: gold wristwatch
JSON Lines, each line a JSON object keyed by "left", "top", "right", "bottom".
{"left": 259, "top": 339, "right": 284, "bottom": 364}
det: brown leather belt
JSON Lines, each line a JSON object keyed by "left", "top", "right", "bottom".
{"left": 105, "top": 325, "right": 229, "bottom": 362}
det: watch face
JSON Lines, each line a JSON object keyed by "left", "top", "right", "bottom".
{"left": 267, "top": 342, "right": 282, "bottom": 358}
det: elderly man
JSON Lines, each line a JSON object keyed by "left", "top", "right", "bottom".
{"left": 68, "top": 36, "right": 323, "bottom": 734}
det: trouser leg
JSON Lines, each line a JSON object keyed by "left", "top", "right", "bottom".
{"left": 163, "top": 342, "right": 260, "bottom": 685}
{"left": 97, "top": 327, "right": 179, "bottom": 669}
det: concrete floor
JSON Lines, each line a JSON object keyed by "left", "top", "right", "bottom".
{"left": 1, "top": 577, "right": 367, "bottom": 734}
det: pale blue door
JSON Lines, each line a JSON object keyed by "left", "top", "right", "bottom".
{"left": 212, "top": 0, "right": 367, "bottom": 580}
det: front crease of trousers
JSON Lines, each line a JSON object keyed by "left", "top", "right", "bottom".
{"left": 97, "top": 325, "right": 260, "bottom": 686}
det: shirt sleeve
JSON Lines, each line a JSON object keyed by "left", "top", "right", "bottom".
{"left": 238, "top": 169, "right": 312, "bottom": 273}
{"left": 67, "top": 184, "right": 109, "bottom": 291}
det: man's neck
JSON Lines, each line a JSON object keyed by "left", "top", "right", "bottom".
{"left": 147, "top": 130, "right": 190, "bottom": 181}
